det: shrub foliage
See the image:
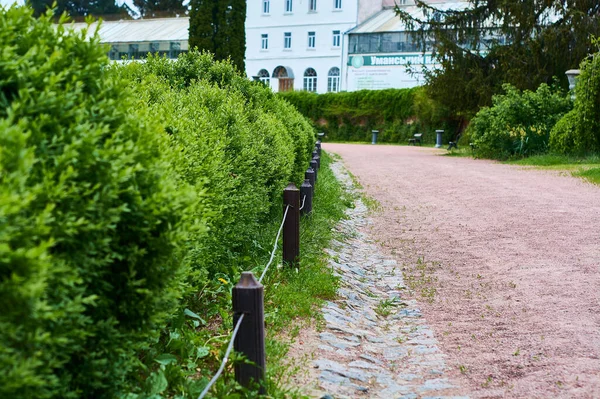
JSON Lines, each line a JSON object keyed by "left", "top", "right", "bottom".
{"left": 0, "top": 7, "right": 315, "bottom": 398}
{"left": 550, "top": 40, "right": 600, "bottom": 155}
{"left": 467, "top": 83, "right": 571, "bottom": 159}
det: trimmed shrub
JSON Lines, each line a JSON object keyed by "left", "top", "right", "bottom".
{"left": 0, "top": 7, "right": 197, "bottom": 398}
{"left": 550, "top": 41, "right": 600, "bottom": 154}
{"left": 468, "top": 83, "right": 571, "bottom": 159}
{"left": 117, "top": 51, "right": 315, "bottom": 299}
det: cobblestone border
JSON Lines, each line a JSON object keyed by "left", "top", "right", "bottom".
{"left": 312, "top": 160, "right": 469, "bottom": 399}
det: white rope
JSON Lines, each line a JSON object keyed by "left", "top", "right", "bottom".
{"left": 298, "top": 195, "right": 307, "bottom": 211}
{"left": 197, "top": 203, "right": 292, "bottom": 397}
{"left": 259, "top": 204, "right": 291, "bottom": 284}
{"left": 197, "top": 314, "right": 245, "bottom": 399}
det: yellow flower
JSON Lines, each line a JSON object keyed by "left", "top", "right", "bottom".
{"left": 218, "top": 278, "right": 228, "bottom": 284}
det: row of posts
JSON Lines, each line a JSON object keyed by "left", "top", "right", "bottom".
{"left": 231, "top": 133, "right": 324, "bottom": 394}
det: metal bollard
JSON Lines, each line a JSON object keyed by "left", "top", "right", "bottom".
{"left": 435, "top": 129, "right": 444, "bottom": 148}
{"left": 310, "top": 159, "right": 318, "bottom": 182}
{"left": 283, "top": 183, "right": 300, "bottom": 266}
{"left": 305, "top": 168, "right": 316, "bottom": 196}
{"left": 313, "top": 153, "right": 321, "bottom": 170}
{"left": 300, "top": 179, "right": 313, "bottom": 215}
{"left": 233, "top": 272, "right": 266, "bottom": 394}
{"left": 316, "top": 141, "right": 322, "bottom": 156}
{"left": 371, "top": 130, "right": 379, "bottom": 145}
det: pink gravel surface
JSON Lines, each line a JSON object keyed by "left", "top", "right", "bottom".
{"left": 324, "top": 143, "right": 600, "bottom": 399}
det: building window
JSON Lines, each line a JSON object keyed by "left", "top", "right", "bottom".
{"left": 334, "top": 0, "right": 341, "bottom": 9}
{"left": 261, "top": 34, "right": 268, "bottom": 49}
{"left": 327, "top": 67, "right": 340, "bottom": 92}
{"left": 150, "top": 42, "right": 160, "bottom": 53}
{"left": 262, "top": 0, "right": 270, "bottom": 13}
{"left": 285, "top": 0, "right": 293, "bottom": 12}
{"left": 258, "top": 69, "right": 270, "bottom": 86}
{"left": 332, "top": 30, "right": 340, "bottom": 47}
{"left": 309, "top": 0, "right": 317, "bottom": 11}
{"left": 303, "top": 68, "right": 317, "bottom": 92}
{"left": 109, "top": 45, "right": 119, "bottom": 60}
{"left": 308, "top": 32, "right": 316, "bottom": 48}
{"left": 170, "top": 42, "right": 181, "bottom": 58}
{"left": 284, "top": 32, "right": 292, "bottom": 49}
{"left": 128, "top": 43, "right": 140, "bottom": 58}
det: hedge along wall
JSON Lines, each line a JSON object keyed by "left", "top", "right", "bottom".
{"left": 0, "top": 7, "right": 315, "bottom": 398}
{"left": 278, "top": 88, "right": 456, "bottom": 144}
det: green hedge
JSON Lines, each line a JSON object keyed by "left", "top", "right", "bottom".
{"left": 117, "top": 53, "right": 315, "bottom": 281}
{"left": 278, "top": 88, "right": 459, "bottom": 144}
{"left": 278, "top": 88, "right": 421, "bottom": 142}
{"left": 0, "top": 7, "right": 315, "bottom": 398}
{"left": 0, "top": 7, "right": 198, "bottom": 398}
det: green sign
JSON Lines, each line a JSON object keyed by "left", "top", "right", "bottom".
{"left": 348, "top": 54, "right": 432, "bottom": 67}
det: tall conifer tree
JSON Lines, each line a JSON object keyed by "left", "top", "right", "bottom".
{"left": 189, "top": 0, "right": 246, "bottom": 71}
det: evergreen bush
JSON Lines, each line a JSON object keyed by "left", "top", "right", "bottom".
{"left": 0, "top": 7, "right": 197, "bottom": 398}
{"left": 468, "top": 83, "right": 571, "bottom": 159}
{"left": 550, "top": 40, "right": 600, "bottom": 154}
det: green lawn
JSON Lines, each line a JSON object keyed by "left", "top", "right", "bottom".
{"left": 507, "top": 154, "right": 600, "bottom": 185}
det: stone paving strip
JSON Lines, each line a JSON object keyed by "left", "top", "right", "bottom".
{"left": 313, "top": 161, "right": 469, "bottom": 399}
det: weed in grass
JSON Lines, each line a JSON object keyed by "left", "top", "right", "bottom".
{"left": 375, "top": 297, "right": 399, "bottom": 318}
{"left": 459, "top": 364, "right": 469, "bottom": 374}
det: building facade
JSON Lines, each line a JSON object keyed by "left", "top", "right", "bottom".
{"left": 245, "top": 0, "right": 387, "bottom": 93}
{"left": 341, "top": 1, "right": 468, "bottom": 91}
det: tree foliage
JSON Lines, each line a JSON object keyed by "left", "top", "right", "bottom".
{"left": 27, "top": 0, "right": 131, "bottom": 18}
{"left": 189, "top": 0, "right": 246, "bottom": 71}
{"left": 396, "top": 0, "right": 600, "bottom": 122}
{"left": 132, "top": 0, "right": 186, "bottom": 18}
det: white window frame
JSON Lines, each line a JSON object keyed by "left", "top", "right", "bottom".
{"left": 261, "top": 34, "right": 268, "bottom": 49}
{"left": 332, "top": 30, "right": 340, "bottom": 47}
{"left": 262, "top": 0, "right": 270, "bottom": 14}
{"left": 303, "top": 68, "right": 317, "bottom": 92}
{"left": 284, "top": 32, "right": 292, "bottom": 49}
{"left": 258, "top": 69, "right": 270, "bottom": 86}
{"left": 327, "top": 67, "right": 340, "bottom": 92}
{"left": 308, "top": 32, "right": 316, "bottom": 48}
{"left": 285, "top": 0, "right": 293, "bottom": 12}
{"left": 333, "top": 0, "right": 341, "bottom": 9}
{"left": 309, "top": 0, "right": 317, "bottom": 12}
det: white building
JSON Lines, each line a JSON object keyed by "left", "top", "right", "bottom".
{"left": 245, "top": 0, "right": 391, "bottom": 93}
{"left": 341, "top": 1, "right": 468, "bottom": 91}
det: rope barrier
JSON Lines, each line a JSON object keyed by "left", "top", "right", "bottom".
{"left": 197, "top": 314, "right": 245, "bottom": 399}
{"left": 259, "top": 204, "right": 291, "bottom": 284}
{"left": 298, "top": 195, "right": 307, "bottom": 211}
{"left": 197, "top": 203, "right": 292, "bottom": 398}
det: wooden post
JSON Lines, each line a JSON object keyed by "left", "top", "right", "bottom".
{"left": 300, "top": 179, "right": 313, "bottom": 215}
{"left": 305, "top": 168, "right": 315, "bottom": 196}
{"left": 316, "top": 141, "right": 322, "bottom": 156}
{"left": 233, "top": 272, "right": 266, "bottom": 394}
{"left": 283, "top": 183, "right": 300, "bottom": 266}
{"left": 310, "top": 159, "right": 318, "bottom": 182}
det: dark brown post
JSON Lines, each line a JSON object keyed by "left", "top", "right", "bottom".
{"left": 310, "top": 159, "right": 318, "bottom": 182}
{"left": 313, "top": 153, "right": 321, "bottom": 169}
{"left": 233, "top": 272, "right": 266, "bottom": 394}
{"left": 316, "top": 141, "right": 322, "bottom": 156}
{"left": 283, "top": 183, "right": 300, "bottom": 265}
{"left": 305, "top": 168, "right": 315, "bottom": 196}
{"left": 300, "top": 179, "right": 313, "bottom": 215}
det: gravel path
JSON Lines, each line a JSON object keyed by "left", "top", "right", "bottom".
{"left": 323, "top": 143, "right": 600, "bottom": 399}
